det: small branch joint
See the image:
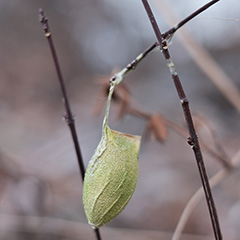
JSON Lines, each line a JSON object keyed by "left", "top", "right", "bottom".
{"left": 187, "top": 137, "right": 195, "bottom": 148}
{"left": 64, "top": 113, "right": 75, "bottom": 125}
{"left": 180, "top": 98, "right": 189, "bottom": 105}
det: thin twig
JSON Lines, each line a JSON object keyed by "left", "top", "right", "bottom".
{"left": 108, "top": 0, "right": 219, "bottom": 84}
{"left": 126, "top": 42, "right": 159, "bottom": 70}
{"left": 38, "top": 9, "right": 85, "bottom": 181}
{"left": 124, "top": 0, "right": 240, "bottom": 112}
{"left": 152, "top": 0, "right": 240, "bottom": 113}
{"left": 39, "top": 9, "right": 102, "bottom": 240}
{"left": 110, "top": 41, "right": 158, "bottom": 84}
{"left": 97, "top": 36, "right": 231, "bottom": 168}
{"left": 129, "top": 0, "right": 219, "bottom": 52}
{"left": 162, "top": 0, "right": 219, "bottom": 39}
{"left": 141, "top": 1, "right": 222, "bottom": 239}
{"left": 172, "top": 149, "right": 240, "bottom": 240}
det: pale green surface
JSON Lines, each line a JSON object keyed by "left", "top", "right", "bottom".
{"left": 83, "top": 126, "right": 141, "bottom": 228}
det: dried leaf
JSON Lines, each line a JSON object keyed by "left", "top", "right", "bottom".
{"left": 92, "top": 83, "right": 109, "bottom": 116}
{"left": 148, "top": 113, "right": 168, "bottom": 143}
{"left": 116, "top": 84, "right": 131, "bottom": 119}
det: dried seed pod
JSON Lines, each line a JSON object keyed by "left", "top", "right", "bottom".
{"left": 83, "top": 125, "right": 141, "bottom": 228}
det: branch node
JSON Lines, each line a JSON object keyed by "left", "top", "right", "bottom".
{"left": 180, "top": 98, "right": 189, "bottom": 105}
{"left": 64, "top": 114, "right": 75, "bottom": 124}
{"left": 187, "top": 137, "right": 195, "bottom": 147}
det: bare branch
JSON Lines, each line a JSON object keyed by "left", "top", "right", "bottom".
{"left": 152, "top": 0, "right": 240, "bottom": 112}
{"left": 141, "top": 1, "right": 222, "bottom": 239}
{"left": 39, "top": 9, "right": 102, "bottom": 240}
{"left": 162, "top": 0, "right": 220, "bottom": 39}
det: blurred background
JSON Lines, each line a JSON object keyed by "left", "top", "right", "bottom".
{"left": 0, "top": 0, "right": 240, "bottom": 239}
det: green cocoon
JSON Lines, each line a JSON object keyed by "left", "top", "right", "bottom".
{"left": 83, "top": 126, "right": 141, "bottom": 228}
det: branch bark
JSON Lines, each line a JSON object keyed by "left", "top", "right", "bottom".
{"left": 152, "top": 0, "right": 240, "bottom": 113}
{"left": 39, "top": 9, "right": 102, "bottom": 240}
{"left": 141, "top": 1, "right": 222, "bottom": 239}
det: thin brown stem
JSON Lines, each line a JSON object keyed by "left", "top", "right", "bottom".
{"left": 141, "top": 1, "right": 222, "bottom": 239}
{"left": 39, "top": 9, "right": 85, "bottom": 181}
{"left": 125, "top": 107, "right": 151, "bottom": 120}
{"left": 39, "top": 9, "right": 102, "bottom": 240}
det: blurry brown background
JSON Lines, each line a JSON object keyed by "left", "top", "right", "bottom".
{"left": 0, "top": 0, "right": 240, "bottom": 239}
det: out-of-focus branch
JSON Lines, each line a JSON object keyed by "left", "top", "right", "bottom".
{"left": 0, "top": 214, "right": 213, "bottom": 240}
{"left": 152, "top": 0, "right": 240, "bottom": 113}
{"left": 172, "top": 149, "right": 240, "bottom": 240}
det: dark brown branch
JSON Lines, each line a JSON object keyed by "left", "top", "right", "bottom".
{"left": 141, "top": 1, "right": 222, "bottom": 240}
{"left": 39, "top": 9, "right": 85, "bottom": 181}
{"left": 39, "top": 9, "right": 102, "bottom": 240}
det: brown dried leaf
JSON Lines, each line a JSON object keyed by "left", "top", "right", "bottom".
{"left": 148, "top": 113, "right": 168, "bottom": 143}
{"left": 92, "top": 83, "right": 109, "bottom": 116}
{"left": 116, "top": 84, "right": 131, "bottom": 119}
{"left": 93, "top": 73, "right": 132, "bottom": 119}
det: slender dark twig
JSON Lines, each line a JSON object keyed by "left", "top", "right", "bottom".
{"left": 126, "top": 42, "right": 159, "bottom": 71}
{"left": 141, "top": 1, "right": 222, "bottom": 240}
{"left": 38, "top": 9, "right": 85, "bottom": 181}
{"left": 109, "top": 41, "right": 159, "bottom": 84}
{"left": 128, "top": 0, "right": 220, "bottom": 58}
{"left": 39, "top": 9, "right": 102, "bottom": 240}
{"left": 162, "top": 0, "right": 220, "bottom": 39}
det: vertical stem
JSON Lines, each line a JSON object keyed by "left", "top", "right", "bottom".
{"left": 38, "top": 9, "right": 85, "bottom": 181}
{"left": 141, "top": 1, "right": 222, "bottom": 239}
{"left": 39, "top": 9, "right": 102, "bottom": 240}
